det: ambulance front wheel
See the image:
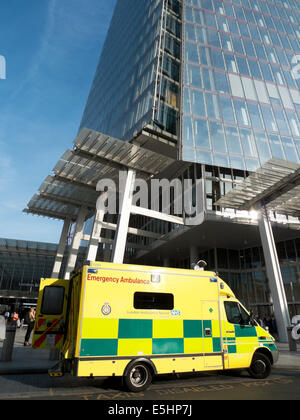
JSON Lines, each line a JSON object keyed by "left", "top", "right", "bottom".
{"left": 248, "top": 352, "right": 271, "bottom": 379}
{"left": 124, "top": 362, "right": 152, "bottom": 392}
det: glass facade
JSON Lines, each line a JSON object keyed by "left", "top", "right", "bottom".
{"left": 0, "top": 239, "right": 58, "bottom": 297}
{"left": 76, "top": 0, "right": 300, "bottom": 319}
{"left": 169, "top": 238, "right": 300, "bottom": 319}
{"left": 182, "top": 0, "right": 300, "bottom": 171}
{"left": 0, "top": 239, "right": 86, "bottom": 299}
{"left": 79, "top": 0, "right": 300, "bottom": 169}
{"left": 79, "top": 0, "right": 163, "bottom": 141}
{"left": 80, "top": 0, "right": 183, "bottom": 142}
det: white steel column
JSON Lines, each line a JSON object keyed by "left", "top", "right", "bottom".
{"left": 258, "top": 210, "right": 290, "bottom": 343}
{"left": 86, "top": 193, "right": 108, "bottom": 263}
{"left": 111, "top": 169, "right": 136, "bottom": 264}
{"left": 64, "top": 206, "right": 87, "bottom": 280}
{"left": 51, "top": 218, "right": 72, "bottom": 279}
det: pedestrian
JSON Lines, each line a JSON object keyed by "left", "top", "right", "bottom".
{"left": 24, "top": 307, "right": 36, "bottom": 346}
{"left": 257, "top": 316, "right": 264, "bottom": 328}
{"left": 271, "top": 315, "right": 278, "bottom": 340}
{"left": 4, "top": 310, "right": 10, "bottom": 321}
{"left": 263, "top": 316, "right": 271, "bottom": 333}
{"left": 12, "top": 312, "right": 19, "bottom": 323}
{"left": 267, "top": 315, "right": 274, "bottom": 335}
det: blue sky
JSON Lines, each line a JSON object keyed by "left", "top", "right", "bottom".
{"left": 0, "top": 0, "right": 116, "bottom": 243}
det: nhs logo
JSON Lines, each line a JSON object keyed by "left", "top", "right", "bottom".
{"left": 0, "top": 55, "right": 6, "bottom": 80}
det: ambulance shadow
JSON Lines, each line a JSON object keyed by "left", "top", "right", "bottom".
{"left": 91, "top": 370, "right": 249, "bottom": 392}
{"left": 92, "top": 376, "right": 124, "bottom": 391}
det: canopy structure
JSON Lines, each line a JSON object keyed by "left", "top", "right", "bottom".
{"left": 0, "top": 238, "right": 57, "bottom": 256}
{"left": 215, "top": 158, "right": 300, "bottom": 217}
{"left": 24, "top": 128, "right": 187, "bottom": 280}
{"left": 24, "top": 128, "right": 176, "bottom": 222}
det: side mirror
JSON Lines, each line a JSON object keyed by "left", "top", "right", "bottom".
{"left": 239, "top": 314, "right": 247, "bottom": 326}
{"left": 249, "top": 311, "right": 256, "bottom": 326}
{"left": 240, "top": 311, "right": 255, "bottom": 326}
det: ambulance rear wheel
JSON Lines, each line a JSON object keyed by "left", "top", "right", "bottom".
{"left": 248, "top": 353, "right": 271, "bottom": 379}
{"left": 124, "top": 363, "right": 152, "bottom": 392}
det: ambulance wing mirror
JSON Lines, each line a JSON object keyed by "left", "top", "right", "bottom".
{"left": 249, "top": 310, "right": 257, "bottom": 327}
{"left": 241, "top": 310, "right": 256, "bottom": 326}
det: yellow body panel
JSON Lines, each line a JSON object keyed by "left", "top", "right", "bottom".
{"left": 34, "top": 261, "right": 277, "bottom": 379}
{"left": 77, "top": 359, "right": 129, "bottom": 377}
{"left": 118, "top": 339, "right": 152, "bottom": 356}
{"left": 82, "top": 319, "right": 119, "bottom": 339}
{"left": 153, "top": 320, "right": 183, "bottom": 338}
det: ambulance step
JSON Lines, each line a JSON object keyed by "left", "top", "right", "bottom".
{"left": 48, "top": 362, "right": 65, "bottom": 378}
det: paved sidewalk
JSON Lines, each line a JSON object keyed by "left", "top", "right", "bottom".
{"left": 273, "top": 342, "right": 300, "bottom": 371}
{"left": 0, "top": 328, "right": 54, "bottom": 374}
{"left": 0, "top": 329, "right": 299, "bottom": 375}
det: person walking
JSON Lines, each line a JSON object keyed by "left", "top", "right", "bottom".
{"left": 24, "top": 308, "right": 36, "bottom": 346}
{"left": 4, "top": 310, "right": 10, "bottom": 322}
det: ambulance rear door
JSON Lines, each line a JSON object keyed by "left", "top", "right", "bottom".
{"left": 32, "top": 279, "right": 70, "bottom": 350}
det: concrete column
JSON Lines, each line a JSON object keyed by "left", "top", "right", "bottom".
{"left": 1, "top": 324, "right": 16, "bottom": 362}
{"left": 64, "top": 206, "right": 87, "bottom": 280}
{"left": 258, "top": 210, "right": 290, "bottom": 343}
{"left": 51, "top": 218, "right": 72, "bottom": 279}
{"left": 86, "top": 193, "right": 108, "bottom": 263}
{"left": 111, "top": 170, "right": 136, "bottom": 264}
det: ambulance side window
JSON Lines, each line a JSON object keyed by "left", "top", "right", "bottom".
{"left": 134, "top": 292, "right": 174, "bottom": 310}
{"left": 41, "top": 286, "right": 65, "bottom": 315}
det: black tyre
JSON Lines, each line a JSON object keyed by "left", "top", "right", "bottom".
{"left": 248, "top": 353, "right": 271, "bottom": 379}
{"left": 124, "top": 363, "right": 152, "bottom": 392}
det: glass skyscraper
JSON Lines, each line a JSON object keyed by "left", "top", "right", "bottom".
{"left": 182, "top": 0, "right": 300, "bottom": 171}
{"left": 80, "top": 0, "right": 300, "bottom": 174}
{"left": 80, "top": 0, "right": 164, "bottom": 141}
{"left": 78, "top": 0, "right": 300, "bottom": 318}
{"left": 80, "top": 0, "right": 182, "bottom": 142}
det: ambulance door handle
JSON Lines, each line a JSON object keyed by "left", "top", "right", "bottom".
{"left": 205, "top": 328, "right": 212, "bottom": 337}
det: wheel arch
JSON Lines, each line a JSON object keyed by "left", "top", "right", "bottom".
{"left": 123, "top": 358, "right": 157, "bottom": 377}
{"left": 252, "top": 347, "right": 274, "bottom": 366}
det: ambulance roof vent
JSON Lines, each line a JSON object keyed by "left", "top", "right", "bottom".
{"left": 193, "top": 260, "right": 207, "bottom": 271}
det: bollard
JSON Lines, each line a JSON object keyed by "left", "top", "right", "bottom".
{"left": 1, "top": 324, "right": 17, "bottom": 362}
{"left": 0, "top": 316, "right": 5, "bottom": 341}
{"left": 287, "top": 326, "right": 297, "bottom": 352}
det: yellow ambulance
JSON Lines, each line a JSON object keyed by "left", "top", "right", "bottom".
{"left": 32, "top": 261, "right": 278, "bottom": 392}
